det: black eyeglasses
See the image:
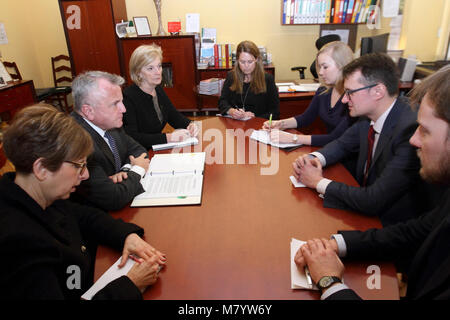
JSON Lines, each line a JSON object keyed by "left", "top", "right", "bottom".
{"left": 65, "top": 160, "right": 87, "bottom": 176}
{"left": 344, "top": 83, "right": 378, "bottom": 100}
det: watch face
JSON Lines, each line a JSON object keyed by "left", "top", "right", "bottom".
{"left": 319, "top": 277, "right": 333, "bottom": 288}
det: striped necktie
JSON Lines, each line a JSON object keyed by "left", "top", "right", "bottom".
{"left": 104, "top": 131, "right": 121, "bottom": 173}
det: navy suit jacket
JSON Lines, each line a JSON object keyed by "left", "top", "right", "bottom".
{"left": 318, "top": 97, "right": 424, "bottom": 226}
{"left": 71, "top": 112, "right": 147, "bottom": 212}
{"left": 328, "top": 187, "right": 450, "bottom": 300}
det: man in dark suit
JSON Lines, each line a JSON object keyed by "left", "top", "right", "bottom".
{"left": 293, "top": 53, "right": 424, "bottom": 226}
{"left": 294, "top": 65, "right": 450, "bottom": 300}
{"left": 71, "top": 71, "right": 149, "bottom": 211}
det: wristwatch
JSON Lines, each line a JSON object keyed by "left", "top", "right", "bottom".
{"left": 292, "top": 135, "right": 298, "bottom": 143}
{"left": 316, "top": 276, "right": 342, "bottom": 292}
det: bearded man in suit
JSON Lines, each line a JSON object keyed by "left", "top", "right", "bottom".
{"left": 294, "top": 65, "right": 450, "bottom": 300}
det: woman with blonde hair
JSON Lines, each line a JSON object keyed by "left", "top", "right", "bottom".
{"left": 219, "top": 40, "right": 279, "bottom": 120}
{"left": 123, "top": 44, "right": 199, "bottom": 149}
{"left": 263, "top": 41, "right": 354, "bottom": 146}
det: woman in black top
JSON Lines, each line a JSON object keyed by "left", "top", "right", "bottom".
{"left": 123, "top": 44, "right": 199, "bottom": 149}
{"left": 218, "top": 40, "right": 280, "bottom": 120}
{"left": 0, "top": 105, "right": 166, "bottom": 299}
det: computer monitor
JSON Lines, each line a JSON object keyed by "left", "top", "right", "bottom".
{"left": 360, "top": 33, "right": 389, "bottom": 56}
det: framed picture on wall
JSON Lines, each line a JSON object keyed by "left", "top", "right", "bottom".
{"left": 0, "top": 61, "right": 12, "bottom": 83}
{"left": 133, "top": 16, "right": 151, "bottom": 36}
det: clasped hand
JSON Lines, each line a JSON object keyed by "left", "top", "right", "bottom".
{"left": 292, "top": 155, "right": 323, "bottom": 188}
{"left": 294, "top": 238, "right": 344, "bottom": 285}
{"left": 229, "top": 108, "right": 254, "bottom": 120}
{"left": 120, "top": 233, "right": 167, "bottom": 291}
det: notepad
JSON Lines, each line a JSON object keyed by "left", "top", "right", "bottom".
{"left": 250, "top": 130, "right": 302, "bottom": 150}
{"left": 81, "top": 256, "right": 136, "bottom": 300}
{"left": 152, "top": 137, "right": 198, "bottom": 151}
{"left": 290, "top": 238, "right": 318, "bottom": 290}
{"left": 131, "top": 152, "right": 206, "bottom": 207}
{"left": 290, "top": 175, "right": 306, "bottom": 188}
{"left": 216, "top": 113, "right": 252, "bottom": 121}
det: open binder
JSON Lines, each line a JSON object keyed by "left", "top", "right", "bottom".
{"left": 131, "top": 152, "right": 206, "bottom": 207}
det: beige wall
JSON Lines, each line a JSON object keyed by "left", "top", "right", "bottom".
{"left": 0, "top": 0, "right": 68, "bottom": 88}
{"left": 0, "top": 0, "right": 447, "bottom": 88}
{"left": 125, "top": 0, "right": 391, "bottom": 80}
{"left": 401, "top": 0, "right": 449, "bottom": 61}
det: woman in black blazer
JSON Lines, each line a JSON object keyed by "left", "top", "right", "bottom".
{"left": 0, "top": 105, "right": 166, "bottom": 299}
{"left": 218, "top": 40, "right": 280, "bottom": 120}
{"left": 123, "top": 44, "right": 199, "bottom": 149}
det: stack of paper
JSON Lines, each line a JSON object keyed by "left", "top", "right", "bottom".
{"left": 277, "top": 83, "right": 321, "bottom": 93}
{"left": 198, "top": 78, "right": 225, "bottom": 95}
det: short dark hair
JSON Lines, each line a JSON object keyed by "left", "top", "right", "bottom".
{"left": 3, "top": 104, "right": 93, "bottom": 174}
{"left": 409, "top": 64, "right": 450, "bottom": 125}
{"left": 343, "top": 52, "right": 399, "bottom": 96}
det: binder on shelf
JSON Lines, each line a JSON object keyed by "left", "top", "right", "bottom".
{"left": 131, "top": 152, "right": 206, "bottom": 207}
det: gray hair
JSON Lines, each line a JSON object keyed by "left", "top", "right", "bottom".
{"left": 72, "top": 71, "right": 125, "bottom": 111}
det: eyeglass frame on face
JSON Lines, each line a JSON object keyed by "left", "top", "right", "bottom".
{"left": 238, "top": 59, "right": 256, "bottom": 66}
{"left": 65, "top": 160, "right": 88, "bottom": 176}
{"left": 344, "top": 83, "right": 378, "bottom": 100}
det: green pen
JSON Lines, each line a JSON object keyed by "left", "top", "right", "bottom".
{"left": 268, "top": 113, "right": 273, "bottom": 130}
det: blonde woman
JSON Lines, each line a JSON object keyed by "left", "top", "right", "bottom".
{"left": 123, "top": 44, "right": 199, "bottom": 149}
{"left": 263, "top": 41, "right": 354, "bottom": 146}
{"left": 219, "top": 40, "right": 280, "bottom": 120}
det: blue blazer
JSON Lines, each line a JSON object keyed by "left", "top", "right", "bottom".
{"left": 318, "top": 97, "right": 425, "bottom": 226}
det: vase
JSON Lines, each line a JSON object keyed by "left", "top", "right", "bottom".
{"left": 153, "top": 0, "right": 167, "bottom": 36}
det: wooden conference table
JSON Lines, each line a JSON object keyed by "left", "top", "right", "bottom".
{"left": 94, "top": 117, "right": 399, "bottom": 300}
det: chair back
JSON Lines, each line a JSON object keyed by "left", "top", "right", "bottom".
{"left": 51, "top": 55, "right": 73, "bottom": 87}
{"left": 3, "top": 61, "right": 22, "bottom": 81}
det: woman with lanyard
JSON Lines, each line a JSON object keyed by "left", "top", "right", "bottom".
{"left": 218, "top": 40, "right": 280, "bottom": 120}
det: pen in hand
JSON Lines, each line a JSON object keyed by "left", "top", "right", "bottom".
{"left": 305, "top": 266, "right": 313, "bottom": 287}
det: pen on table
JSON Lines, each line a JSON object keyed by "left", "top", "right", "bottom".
{"left": 305, "top": 266, "right": 313, "bottom": 287}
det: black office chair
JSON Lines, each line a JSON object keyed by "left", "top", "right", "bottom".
{"left": 291, "top": 34, "right": 341, "bottom": 79}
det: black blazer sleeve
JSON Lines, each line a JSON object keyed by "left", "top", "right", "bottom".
{"left": 318, "top": 101, "right": 421, "bottom": 224}
{"left": 218, "top": 72, "right": 234, "bottom": 115}
{"left": 123, "top": 85, "right": 191, "bottom": 149}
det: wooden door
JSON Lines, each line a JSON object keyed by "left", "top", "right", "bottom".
{"left": 59, "top": 0, "right": 122, "bottom": 75}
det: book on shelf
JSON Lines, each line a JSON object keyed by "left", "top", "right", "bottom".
{"left": 282, "top": 0, "right": 377, "bottom": 24}
{"left": 131, "top": 152, "right": 206, "bottom": 207}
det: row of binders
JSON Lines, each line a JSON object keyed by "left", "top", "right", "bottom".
{"left": 212, "top": 43, "right": 233, "bottom": 68}
{"left": 282, "top": 0, "right": 380, "bottom": 25}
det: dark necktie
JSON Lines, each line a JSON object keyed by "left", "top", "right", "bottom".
{"left": 363, "top": 125, "right": 376, "bottom": 186}
{"left": 104, "top": 131, "right": 121, "bottom": 173}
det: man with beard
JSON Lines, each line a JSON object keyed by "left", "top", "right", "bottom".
{"left": 294, "top": 65, "right": 450, "bottom": 300}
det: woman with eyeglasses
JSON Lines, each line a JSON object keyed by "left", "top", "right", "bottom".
{"left": 218, "top": 40, "right": 280, "bottom": 120}
{"left": 123, "top": 44, "right": 199, "bottom": 149}
{"left": 263, "top": 41, "right": 354, "bottom": 146}
{"left": 0, "top": 105, "right": 166, "bottom": 299}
